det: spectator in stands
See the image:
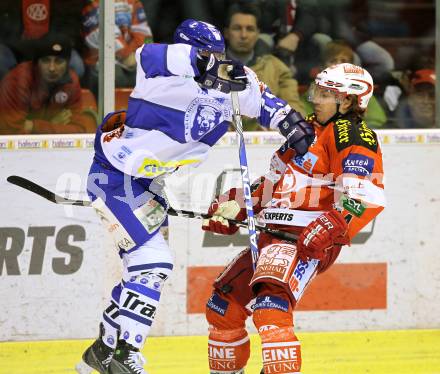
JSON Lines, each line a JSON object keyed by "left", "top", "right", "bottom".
{"left": 141, "top": 0, "right": 294, "bottom": 55}
{"left": 394, "top": 69, "right": 436, "bottom": 128}
{"left": 0, "top": 34, "right": 97, "bottom": 135}
{"left": 322, "top": 40, "right": 355, "bottom": 66}
{"left": 0, "top": 1, "right": 85, "bottom": 81}
{"left": 81, "top": 0, "right": 153, "bottom": 95}
{"left": 301, "top": 40, "right": 388, "bottom": 129}
{"left": 224, "top": 2, "right": 304, "bottom": 130}
{"left": 247, "top": 0, "right": 302, "bottom": 70}
{"left": 282, "top": 0, "right": 395, "bottom": 84}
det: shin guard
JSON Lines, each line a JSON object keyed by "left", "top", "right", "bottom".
{"left": 119, "top": 234, "right": 173, "bottom": 349}
{"left": 206, "top": 292, "right": 250, "bottom": 373}
{"left": 208, "top": 328, "right": 250, "bottom": 374}
{"left": 119, "top": 273, "right": 164, "bottom": 348}
{"left": 101, "top": 283, "right": 122, "bottom": 349}
{"left": 253, "top": 293, "right": 301, "bottom": 374}
{"left": 260, "top": 328, "right": 301, "bottom": 374}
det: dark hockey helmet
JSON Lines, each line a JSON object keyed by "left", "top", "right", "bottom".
{"left": 174, "top": 19, "right": 225, "bottom": 54}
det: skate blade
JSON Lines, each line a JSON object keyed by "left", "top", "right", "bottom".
{"left": 75, "top": 360, "right": 95, "bottom": 374}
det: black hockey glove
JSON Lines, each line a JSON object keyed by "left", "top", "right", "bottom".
{"left": 227, "top": 61, "right": 247, "bottom": 81}
{"left": 196, "top": 54, "right": 247, "bottom": 93}
{"left": 278, "top": 110, "right": 315, "bottom": 156}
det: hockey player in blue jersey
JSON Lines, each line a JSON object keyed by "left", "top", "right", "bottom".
{"left": 76, "top": 19, "right": 314, "bottom": 374}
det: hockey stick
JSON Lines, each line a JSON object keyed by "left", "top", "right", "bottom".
{"left": 6, "top": 175, "right": 298, "bottom": 242}
{"left": 7, "top": 175, "right": 92, "bottom": 206}
{"left": 230, "top": 91, "right": 259, "bottom": 270}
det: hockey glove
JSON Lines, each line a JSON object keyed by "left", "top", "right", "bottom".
{"left": 227, "top": 61, "right": 247, "bottom": 81}
{"left": 202, "top": 189, "right": 246, "bottom": 235}
{"left": 196, "top": 54, "right": 248, "bottom": 93}
{"left": 278, "top": 110, "right": 315, "bottom": 156}
{"left": 296, "top": 210, "right": 349, "bottom": 262}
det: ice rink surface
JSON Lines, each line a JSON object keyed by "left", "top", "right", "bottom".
{"left": 1, "top": 329, "right": 439, "bottom": 374}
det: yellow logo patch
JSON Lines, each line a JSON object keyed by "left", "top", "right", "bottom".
{"left": 137, "top": 158, "right": 200, "bottom": 177}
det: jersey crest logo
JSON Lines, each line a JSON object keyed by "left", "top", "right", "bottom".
{"left": 184, "top": 97, "right": 228, "bottom": 141}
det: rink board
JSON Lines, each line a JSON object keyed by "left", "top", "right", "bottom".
{"left": 1, "top": 130, "right": 440, "bottom": 340}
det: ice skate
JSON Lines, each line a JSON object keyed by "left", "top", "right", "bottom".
{"left": 75, "top": 324, "right": 115, "bottom": 374}
{"left": 108, "top": 340, "right": 147, "bottom": 374}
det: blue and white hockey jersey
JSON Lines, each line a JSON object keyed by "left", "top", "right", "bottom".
{"left": 95, "top": 43, "right": 290, "bottom": 178}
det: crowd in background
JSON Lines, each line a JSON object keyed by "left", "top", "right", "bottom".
{"left": 0, "top": 0, "right": 436, "bottom": 134}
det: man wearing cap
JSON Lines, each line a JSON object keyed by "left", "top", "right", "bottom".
{"left": 394, "top": 69, "right": 436, "bottom": 128}
{"left": 0, "top": 34, "right": 97, "bottom": 134}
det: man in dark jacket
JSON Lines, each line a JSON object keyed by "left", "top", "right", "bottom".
{"left": 0, "top": 34, "right": 96, "bottom": 134}
{"left": 0, "top": 0, "right": 85, "bottom": 80}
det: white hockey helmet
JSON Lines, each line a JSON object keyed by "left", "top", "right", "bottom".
{"left": 313, "top": 63, "right": 374, "bottom": 109}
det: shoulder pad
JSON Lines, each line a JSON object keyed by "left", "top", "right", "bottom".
{"left": 333, "top": 118, "right": 378, "bottom": 153}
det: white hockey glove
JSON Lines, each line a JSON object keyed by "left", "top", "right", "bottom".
{"left": 202, "top": 189, "right": 246, "bottom": 235}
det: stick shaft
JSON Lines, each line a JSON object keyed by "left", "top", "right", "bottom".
{"left": 7, "top": 174, "right": 298, "bottom": 242}
{"left": 230, "top": 92, "right": 260, "bottom": 269}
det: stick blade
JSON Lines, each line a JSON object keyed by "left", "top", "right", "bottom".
{"left": 7, "top": 175, "right": 90, "bottom": 206}
{"left": 7, "top": 175, "right": 57, "bottom": 202}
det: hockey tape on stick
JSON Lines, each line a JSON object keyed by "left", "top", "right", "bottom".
{"left": 6, "top": 175, "right": 298, "bottom": 242}
{"left": 7, "top": 175, "right": 91, "bottom": 206}
{"left": 230, "top": 91, "right": 259, "bottom": 270}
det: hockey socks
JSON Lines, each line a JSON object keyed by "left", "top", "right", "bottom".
{"left": 119, "top": 273, "right": 164, "bottom": 348}
{"left": 208, "top": 328, "right": 250, "bottom": 373}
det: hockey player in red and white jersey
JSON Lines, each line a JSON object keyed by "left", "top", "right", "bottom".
{"left": 202, "top": 63, "right": 385, "bottom": 374}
